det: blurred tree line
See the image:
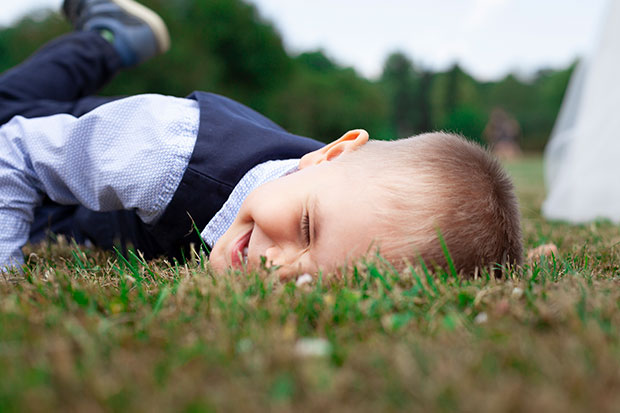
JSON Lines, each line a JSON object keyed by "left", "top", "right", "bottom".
{"left": 0, "top": 0, "right": 573, "bottom": 150}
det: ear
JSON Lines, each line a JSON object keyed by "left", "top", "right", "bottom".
{"left": 299, "top": 129, "right": 369, "bottom": 169}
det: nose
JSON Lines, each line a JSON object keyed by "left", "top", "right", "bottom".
{"left": 264, "top": 245, "right": 286, "bottom": 267}
{"left": 263, "top": 246, "right": 303, "bottom": 280}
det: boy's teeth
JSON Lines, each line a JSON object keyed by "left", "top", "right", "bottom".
{"left": 243, "top": 247, "right": 248, "bottom": 263}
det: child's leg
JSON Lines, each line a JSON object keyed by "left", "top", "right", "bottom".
{"left": 0, "top": 31, "right": 121, "bottom": 124}
{"left": 0, "top": 0, "right": 171, "bottom": 262}
{"left": 0, "top": 0, "right": 170, "bottom": 125}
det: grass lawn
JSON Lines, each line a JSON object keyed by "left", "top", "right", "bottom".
{"left": 1, "top": 155, "right": 619, "bottom": 412}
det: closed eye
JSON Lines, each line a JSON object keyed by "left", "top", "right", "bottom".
{"left": 301, "top": 211, "right": 310, "bottom": 246}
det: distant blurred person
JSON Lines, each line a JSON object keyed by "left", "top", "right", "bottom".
{"left": 483, "top": 108, "right": 522, "bottom": 160}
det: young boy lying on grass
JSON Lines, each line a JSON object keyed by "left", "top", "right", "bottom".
{"left": 0, "top": 0, "right": 523, "bottom": 278}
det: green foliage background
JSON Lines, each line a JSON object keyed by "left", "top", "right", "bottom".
{"left": 0, "top": 0, "right": 573, "bottom": 149}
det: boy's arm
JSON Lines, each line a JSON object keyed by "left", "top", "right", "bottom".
{"left": 0, "top": 94, "right": 199, "bottom": 271}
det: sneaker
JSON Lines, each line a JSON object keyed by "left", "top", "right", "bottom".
{"left": 62, "top": 0, "right": 170, "bottom": 67}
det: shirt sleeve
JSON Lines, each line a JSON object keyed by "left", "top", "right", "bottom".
{"left": 0, "top": 94, "right": 199, "bottom": 271}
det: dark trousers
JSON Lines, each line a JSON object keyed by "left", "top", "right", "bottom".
{"left": 0, "top": 31, "right": 160, "bottom": 256}
{"left": 0, "top": 31, "right": 119, "bottom": 123}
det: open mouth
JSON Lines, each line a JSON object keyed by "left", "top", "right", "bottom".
{"left": 231, "top": 229, "right": 252, "bottom": 268}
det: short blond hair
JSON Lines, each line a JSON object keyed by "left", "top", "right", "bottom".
{"left": 337, "top": 132, "right": 523, "bottom": 276}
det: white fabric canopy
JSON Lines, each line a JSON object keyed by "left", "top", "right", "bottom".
{"left": 543, "top": 0, "right": 620, "bottom": 222}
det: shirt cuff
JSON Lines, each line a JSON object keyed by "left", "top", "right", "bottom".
{"left": 0, "top": 213, "right": 29, "bottom": 272}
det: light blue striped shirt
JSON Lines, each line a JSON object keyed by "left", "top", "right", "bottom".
{"left": 0, "top": 94, "right": 199, "bottom": 269}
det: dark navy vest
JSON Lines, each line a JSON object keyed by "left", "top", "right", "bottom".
{"left": 30, "top": 92, "right": 323, "bottom": 260}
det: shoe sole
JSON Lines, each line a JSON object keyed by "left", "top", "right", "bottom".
{"left": 109, "top": 0, "right": 170, "bottom": 53}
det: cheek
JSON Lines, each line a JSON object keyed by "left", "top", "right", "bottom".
{"left": 311, "top": 229, "right": 376, "bottom": 272}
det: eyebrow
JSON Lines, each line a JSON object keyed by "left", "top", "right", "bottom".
{"left": 311, "top": 196, "right": 321, "bottom": 246}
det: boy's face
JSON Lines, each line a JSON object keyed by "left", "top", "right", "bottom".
{"left": 209, "top": 130, "right": 382, "bottom": 279}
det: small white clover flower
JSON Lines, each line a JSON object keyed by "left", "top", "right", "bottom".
{"left": 512, "top": 287, "right": 524, "bottom": 299}
{"left": 474, "top": 312, "right": 488, "bottom": 324}
{"left": 294, "top": 338, "right": 331, "bottom": 357}
{"left": 295, "top": 273, "right": 313, "bottom": 287}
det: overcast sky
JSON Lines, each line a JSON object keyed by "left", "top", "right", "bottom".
{"left": 1, "top": 0, "right": 609, "bottom": 81}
